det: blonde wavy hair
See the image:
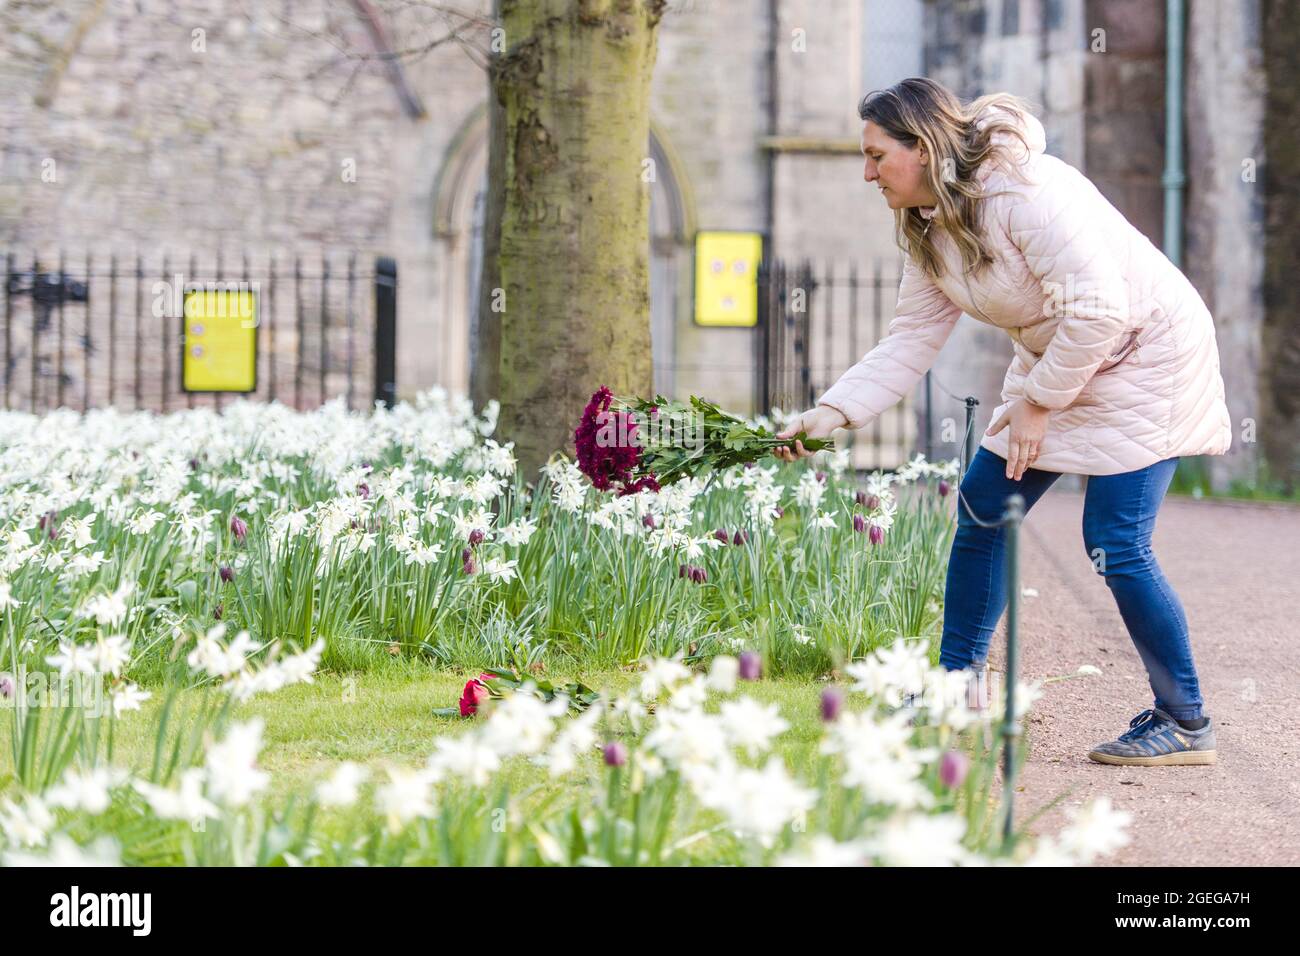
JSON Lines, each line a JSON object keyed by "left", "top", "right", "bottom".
{"left": 859, "top": 78, "right": 1040, "bottom": 280}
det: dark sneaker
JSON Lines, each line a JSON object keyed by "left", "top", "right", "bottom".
{"left": 1087, "top": 706, "right": 1217, "bottom": 767}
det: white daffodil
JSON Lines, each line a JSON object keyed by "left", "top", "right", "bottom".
{"left": 316, "top": 762, "right": 369, "bottom": 808}
{"left": 478, "top": 685, "right": 567, "bottom": 758}
{"left": 666, "top": 674, "right": 708, "bottom": 711}
{"left": 427, "top": 735, "right": 502, "bottom": 787}
{"left": 719, "top": 697, "right": 790, "bottom": 757}
{"left": 403, "top": 541, "right": 445, "bottom": 567}
{"left": 277, "top": 638, "right": 325, "bottom": 686}
{"left": 777, "top": 835, "right": 870, "bottom": 867}
{"left": 689, "top": 755, "right": 817, "bottom": 849}
{"left": 811, "top": 509, "right": 837, "bottom": 530}
{"left": 496, "top": 517, "right": 537, "bottom": 547}
{"left": 376, "top": 766, "right": 436, "bottom": 833}
{"left": 705, "top": 655, "right": 738, "bottom": 694}
{"left": 861, "top": 811, "right": 970, "bottom": 866}
{"left": 610, "top": 694, "right": 648, "bottom": 733}
{"left": 0, "top": 579, "right": 22, "bottom": 611}
{"left": 90, "top": 634, "right": 132, "bottom": 678}
{"left": 537, "top": 701, "right": 605, "bottom": 777}
{"left": 132, "top": 769, "right": 219, "bottom": 822}
{"left": 45, "top": 766, "right": 128, "bottom": 815}
{"left": 795, "top": 471, "right": 826, "bottom": 511}
{"left": 3, "top": 834, "right": 121, "bottom": 867}
{"left": 46, "top": 639, "right": 96, "bottom": 679}
{"left": 481, "top": 557, "right": 519, "bottom": 583}
{"left": 205, "top": 718, "right": 271, "bottom": 807}
{"left": 111, "top": 683, "right": 152, "bottom": 716}
{"left": 639, "top": 654, "right": 692, "bottom": 699}
{"left": 0, "top": 795, "right": 55, "bottom": 847}
{"left": 1056, "top": 796, "right": 1133, "bottom": 863}
{"left": 127, "top": 509, "right": 166, "bottom": 535}
{"left": 643, "top": 708, "right": 728, "bottom": 771}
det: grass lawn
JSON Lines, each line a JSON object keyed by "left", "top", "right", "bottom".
{"left": 0, "top": 659, "right": 1022, "bottom": 865}
{"left": 0, "top": 663, "right": 844, "bottom": 805}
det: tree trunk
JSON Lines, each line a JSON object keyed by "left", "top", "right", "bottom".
{"left": 496, "top": 0, "right": 664, "bottom": 479}
{"left": 1261, "top": 0, "right": 1300, "bottom": 492}
{"left": 470, "top": 0, "right": 506, "bottom": 413}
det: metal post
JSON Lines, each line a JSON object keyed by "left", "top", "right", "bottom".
{"left": 1163, "top": 0, "right": 1186, "bottom": 269}
{"left": 108, "top": 254, "right": 116, "bottom": 407}
{"left": 754, "top": 261, "right": 768, "bottom": 416}
{"left": 294, "top": 256, "right": 304, "bottom": 410}
{"left": 56, "top": 250, "right": 66, "bottom": 409}
{"left": 82, "top": 252, "right": 91, "bottom": 411}
{"left": 3, "top": 252, "right": 12, "bottom": 410}
{"left": 1000, "top": 492, "right": 1025, "bottom": 850}
{"left": 373, "top": 256, "right": 397, "bottom": 408}
{"left": 215, "top": 249, "right": 224, "bottom": 414}
{"left": 346, "top": 251, "right": 357, "bottom": 410}
{"left": 267, "top": 253, "right": 277, "bottom": 405}
{"left": 319, "top": 252, "right": 329, "bottom": 405}
{"left": 161, "top": 253, "right": 170, "bottom": 413}
{"left": 923, "top": 371, "right": 933, "bottom": 461}
{"left": 187, "top": 252, "right": 197, "bottom": 409}
{"left": 134, "top": 255, "right": 143, "bottom": 411}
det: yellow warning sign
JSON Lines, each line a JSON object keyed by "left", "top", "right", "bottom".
{"left": 694, "top": 231, "right": 763, "bottom": 327}
{"left": 182, "top": 288, "right": 257, "bottom": 392}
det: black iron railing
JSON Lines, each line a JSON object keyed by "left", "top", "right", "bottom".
{"left": 2, "top": 251, "right": 396, "bottom": 414}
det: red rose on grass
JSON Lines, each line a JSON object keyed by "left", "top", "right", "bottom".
{"left": 575, "top": 386, "right": 660, "bottom": 496}
{"left": 458, "top": 673, "right": 495, "bottom": 717}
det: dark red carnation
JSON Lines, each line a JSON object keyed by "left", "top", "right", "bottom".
{"left": 574, "top": 386, "right": 659, "bottom": 496}
{"left": 458, "top": 674, "right": 493, "bottom": 716}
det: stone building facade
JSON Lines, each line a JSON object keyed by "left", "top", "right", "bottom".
{"left": 0, "top": 0, "right": 1292, "bottom": 488}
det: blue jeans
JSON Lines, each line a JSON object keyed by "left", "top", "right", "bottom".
{"left": 939, "top": 446, "right": 1204, "bottom": 721}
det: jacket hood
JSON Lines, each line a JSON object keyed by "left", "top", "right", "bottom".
{"left": 918, "top": 102, "right": 1046, "bottom": 220}
{"left": 974, "top": 101, "right": 1046, "bottom": 162}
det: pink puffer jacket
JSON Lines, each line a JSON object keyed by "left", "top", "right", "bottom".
{"left": 817, "top": 102, "right": 1232, "bottom": 476}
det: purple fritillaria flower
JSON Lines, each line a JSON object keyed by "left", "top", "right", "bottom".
{"left": 820, "top": 687, "right": 844, "bottom": 722}
{"left": 939, "top": 750, "right": 970, "bottom": 789}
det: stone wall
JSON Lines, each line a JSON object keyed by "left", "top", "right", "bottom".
{"left": 0, "top": 0, "right": 1286, "bottom": 489}
{"left": 1184, "top": 0, "right": 1266, "bottom": 491}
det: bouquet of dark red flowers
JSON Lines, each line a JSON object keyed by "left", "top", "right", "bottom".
{"left": 575, "top": 386, "right": 834, "bottom": 495}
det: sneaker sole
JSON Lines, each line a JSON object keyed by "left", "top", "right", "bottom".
{"left": 1087, "top": 749, "right": 1217, "bottom": 767}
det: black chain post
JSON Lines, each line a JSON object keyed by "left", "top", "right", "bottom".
{"left": 1000, "top": 492, "right": 1026, "bottom": 850}
{"left": 962, "top": 395, "right": 979, "bottom": 481}
{"left": 373, "top": 257, "right": 397, "bottom": 408}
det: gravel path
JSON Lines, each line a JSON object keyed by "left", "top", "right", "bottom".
{"left": 971, "top": 486, "right": 1300, "bottom": 866}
